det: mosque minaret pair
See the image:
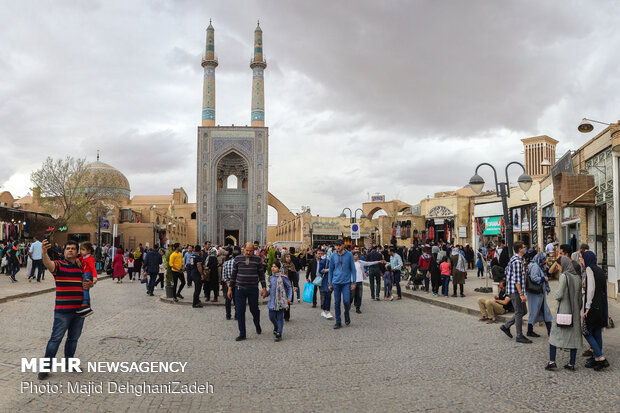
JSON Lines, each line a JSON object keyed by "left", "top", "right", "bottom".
{"left": 201, "top": 21, "right": 266, "bottom": 127}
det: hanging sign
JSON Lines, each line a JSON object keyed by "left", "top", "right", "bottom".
{"left": 350, "top": 223, "right": 360, "bottom": 240}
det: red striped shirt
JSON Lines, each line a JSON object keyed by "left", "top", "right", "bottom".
{"left": 53, "top": 260, "right": 84, "bottom": 312}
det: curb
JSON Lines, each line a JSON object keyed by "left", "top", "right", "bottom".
{"left": 363, "top": 280, "right": 510, "bottom": 323}
{"left": 0, "top": 274, "right": 112, "bottom": 305}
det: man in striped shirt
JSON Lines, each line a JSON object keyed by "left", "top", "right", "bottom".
{"left": 500, "top": 241, "right": 532, "bottom": 344}
{"left": 38, "top": 240, "right": 94, "bottom": 379}
{"left": 227, "top": 242, "right": 267, "bottom": 341}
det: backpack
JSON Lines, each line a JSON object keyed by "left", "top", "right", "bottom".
{"left": 133, "top": 250, "right": 141, "bottom": 260}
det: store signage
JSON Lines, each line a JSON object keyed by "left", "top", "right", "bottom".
{"left": 458, "top": 226, "right": 467, "bottom": 238}
{"left": 371, "top": 195, "right": 385, "bottom": 202}
{"left": 411, "top": 205, "right": 421, "bottom": 216}
{"left": 541, "top": 217, "right": 556, "bottom": 227}
{"left": 46, "top": 226, "right": 55, "bottom": 232}
{"left": 58, "top": 226, "right": 67, "bottom": 232}
{"left": 350, "top": 223, "right": 360, "bottom": 240}
{"left": 482, "top": 216, "right": 503, "bottom": 235}
{"left": 551, "top": 150, "right": 574, "bottom": 178}
{"left": 100, "top": 219, "right": 110, "bottom": 230}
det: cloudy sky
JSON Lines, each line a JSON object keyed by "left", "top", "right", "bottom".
{"left": 2, "top": 0, "right": 620, "bottom": 224}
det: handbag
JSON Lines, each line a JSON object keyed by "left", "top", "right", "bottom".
{"left": 525, "top": 273, "right": 543, "bottom": 294}
{"left": 302, "top": 282, "right": 315, "bottom": 303}
{"left": 556, "top": 273, "right": 575, "bottom": 327}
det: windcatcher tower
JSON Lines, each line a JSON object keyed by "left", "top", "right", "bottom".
{"left": 521, "top": 135, "right": 558, "bottom": 177}
{"left": 250, "top": 21, "right": 267, "bottom": 127}
{"left": 201, "top": 20, "right": 218, "bottom": 126}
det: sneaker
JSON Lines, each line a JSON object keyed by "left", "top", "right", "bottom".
{"left": 177, "top": 294, "right": 184, "bottom": 299}
{"left": 79, "top": 309, "right": 93, "bottom": 318}
{"left": 297, "top": 299, "right": 300, "bottom": 303}
{"left": 500, "top": 325, "right": 513, "bottom": 339}
{"left": 333, "top": 323, "right": 342, "bottom": 329}
{"left": 516, "top": 335, "right": 533, "bottom": 344}
{"left": 274, "top": 333, "right": 282, "bottom": 342}
{"left": 389, "top": 296, "right": 394, "bottom": 301}
{"left": 563, "top": 364, "right": 575, "bottom": 371}
{"left": 321, "top": 311, "right": 327, "bottom": 318}
{"left": 375, "top": 297, "right": 380, "bottom": 301}
{"left": 325, "top": 313, "right": 334, "bottom": 320}
{"left": 76, "top": 306, "right": 91, "bottom": 315}
{"left": 356, "top": 308, "right": 362, "bottom": 314}
{"left": 593, "top": 359, "right": 610, "bottom": 371}
{"left": 173, "top": 298, "right": 178, "bottom": 302}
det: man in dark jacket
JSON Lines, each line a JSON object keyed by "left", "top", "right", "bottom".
{"left": 305, "top": 252, "right": 320, "bottom": 308}
{"left": 144, "top": 245, "right": 162, "bottom": 296}
{"left": 498, "top": 240, "right": 510, "bottom": 269}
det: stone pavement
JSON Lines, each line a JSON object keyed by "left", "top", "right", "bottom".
{"left": 0, "top": 277, "right": 617, "bottom": 412}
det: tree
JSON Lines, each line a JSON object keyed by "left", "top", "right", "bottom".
{"left": 30, "top": 156, "right": 118, "bottom": 234}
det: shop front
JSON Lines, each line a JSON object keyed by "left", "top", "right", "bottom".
{"left": 511, "top": 204, "right": 538, "bottom": 248}
{"left": 473, "top": 201, "right": 505, "bottom": 250}
{"left": 425, "top": 206, "right": 455, "bottom": 244}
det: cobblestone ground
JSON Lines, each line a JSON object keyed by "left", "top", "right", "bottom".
{"left": 0, "top": 279, "right": 617, "bottom": 412}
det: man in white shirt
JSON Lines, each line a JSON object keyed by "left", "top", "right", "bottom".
{"left": 545, "top": 239, "right": 555, "bottom": 255}
{"left": 28, "top": 236, "right": 45, "bottom": 282}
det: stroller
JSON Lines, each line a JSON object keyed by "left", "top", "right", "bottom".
{"left": 404, "top": 264, "right": 424, "bottom": 290}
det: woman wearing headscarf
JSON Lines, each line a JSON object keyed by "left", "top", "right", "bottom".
{"left": 203, "top": 247, "right": 219, "bottom": 302}
{"left": 546, "top": 256, "right": 582, "bottom": 371}
{"left": 580, "top": 251, "right": 610, "bottom": 371}
{"left": 281, "top": 252, "right": 297, "bottom": 321}
{"left": 450, "top": 247, "right": 467, "bottom": 297}
{"left": 526, "top": 252, "right": 553, "bottom": 337}
{"left": 112, "top": 248, "right": 126, "bottom": 283}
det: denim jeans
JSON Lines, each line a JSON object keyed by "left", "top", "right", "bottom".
{"left": 549, "top": 344, "right": 577, "bottom": 365}
{"left": 332, "top": 283, "right": 351, "bottom": 324}
{"left": 320, "top": 290, "right": 332, "bottom": 311}
{"left": 234, "top": 286, "right": 260, "bottom": 337}
{"left": 44, "top": 312, "right": 85, "bottom": 359}
{"left": 441, "top": 275, "right": 450, "bottom": 296}
{"left": 147, "top": 271, "right": 158, "bottom": 294}
{"left": 584, "top": 327, "right": 604, "bottom": 358}
{"left": 393, "top": 270, "right": 402, "bottom": 298}
{"left": 384, "top": 280, "right": 392, "bottom": 296}
{"left": 191, "top": 274, "right": 203, "bottom": 305}
{"left": 30, "top": 259, "right": 45, "bottom": 281}
{"left": 422, "top": 269, "right": 429, "bottom": 291}
{"left": 368, "top": 267, "right": 381, "bottom": 299}
{"left": 82, "top": 274, "right": 93, "bottom": 307}
{"left": 269, "top": 309, "right": 284, "bottom": 334}
{"left": 222, "top": 283, "right": 235, "bottom": 318}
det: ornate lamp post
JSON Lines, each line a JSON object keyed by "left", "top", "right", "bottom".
{"left": 340, "top": 207, "right": 367, "bottom": 245}
{"left": 469, "top": 162, "right": 532, "bottom": 256}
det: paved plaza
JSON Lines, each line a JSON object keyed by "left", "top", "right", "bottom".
{"left": 0, "top": 276, "right": 618, "bottom": 412}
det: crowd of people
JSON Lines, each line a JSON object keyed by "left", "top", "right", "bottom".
{"left": 1, "top": 233, "right": 612, "bottom": 378}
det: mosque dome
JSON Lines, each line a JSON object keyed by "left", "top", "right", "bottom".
{"left": 82, "top": 161, "right": 131, "bottom": 199}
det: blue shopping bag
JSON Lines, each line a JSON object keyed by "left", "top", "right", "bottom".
{"left": 302, "top": 282, "right": 314, "bottom": 303}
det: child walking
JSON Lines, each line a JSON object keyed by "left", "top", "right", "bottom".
{"left": 439, "top": 256, "right": 451, "bottom": 297}
{"left": 266, "top": 262, "right": 293, "bottom": 342}
{"left": 127, "top": 255, "right": 135, "bottom": 281}
{"left": 76, "top": 242, "right": 97, "bottom": 318}
{"left": 383, "top": 264, "right": 394, "bottom": 301}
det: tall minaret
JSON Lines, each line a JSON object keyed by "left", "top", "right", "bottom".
{"left": 250, "top": 21, "right": 267, "bottom": 127}
{"left": 201, "top": 20, "right": 218, "bottom": 127}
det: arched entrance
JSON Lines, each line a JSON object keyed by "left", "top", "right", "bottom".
{"left": 216, "top": 151, "right": 249, "bottom": 244}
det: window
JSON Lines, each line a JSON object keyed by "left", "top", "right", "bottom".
{"left": 191, "top": 212, "right": 196, "bottom": 220}
{"left": 227, "top": 175, "right": 238, "bottom": 189}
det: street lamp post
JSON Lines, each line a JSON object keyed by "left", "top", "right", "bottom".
{"left": 469, "top": 162, "right": 532, "bottom": 257}
{"left": 340, "top": 207, "right": 367, "bottom": 245}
